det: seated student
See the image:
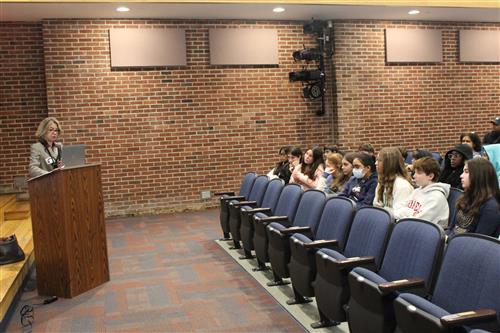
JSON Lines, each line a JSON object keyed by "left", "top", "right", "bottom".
{"left": 267, "top": 146, "right": 292, "bottom": 183}
{"left": 358, "top": 143, "right": 375, "bottom": 156}
{"left": 460, "top": 132, "right": 482, "bottom": 158}
{"left": 438, "top": 144, "right": 473, "bottom": 190}
{"left": 328, "top": 152, "right": 354, "bottom": 195}
{"left": 395, "top": 157, "right": 450, "bottom": 228}
{"left": 482, "top": 116, "right": 500, "bottom": 145}
{"left": 339, "top": 152, "right": 378, "bottom": 208}
{"left": 290, "top": 147, "right": 325, "bottom": 190}
{"left": 448, "top": 158, "right": 500, "bottom": 238}
{"left": 323, "top": 145, "right": 342, "bottom": 160}
{"left": 319, "top": 152, "right": 344, "bottom": 195}
{"left": 287, "top": 146, "right": 302, "bottom": 173}
{"left": 482, "top": 143, "right": 500, "bottom": 186}
{"left": 373, "top": 147, "right": 414, "bottom": 218}
{"left": 406, "top": 149, "right": 434, "bottom": 184}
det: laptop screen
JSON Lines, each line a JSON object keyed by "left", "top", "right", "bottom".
{"left": 61, "top": 144, "right": 86, "bottom": 167}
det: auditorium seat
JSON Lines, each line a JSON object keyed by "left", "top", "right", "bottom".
{"left": 215, "top": 172, "right": 256, "bottom": 240}
{"left": 446, "top": 187, "right": 463, "bottom": 228}
{"left": 252, "top": 184, "right": 302, "bottom": 271}
{"left": 312, "top": 207, "right": 393, "bottom": 329}
{"left": 393, "top": 234, "right": 500, "bottom": 333}
{"left": 228, "top": 175, "right": 269, "bottom": 249}
{"left": 265, "top": 190, "right": 326, "bottom": 286}
{"left": 346, "top": 218, "right": 445, "bottom": 333}
{"left": 287, "top": 196, "right": 356, "bottom": 305}
{"left": 239, "top": 178, "right": 285, "bottom": 259}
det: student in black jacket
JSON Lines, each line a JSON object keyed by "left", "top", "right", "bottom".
{"left": 439, "top": 144, "right": 473, "bottom": 190}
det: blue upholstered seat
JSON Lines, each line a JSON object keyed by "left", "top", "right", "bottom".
{"left": 252, "top": 184, "right": 302, "bottom": 271}
{"left": 217, "top": 172, "right": 256, "bottom": 239}
{"left": 346, "top": 218, "right": 445, "bottom": 333}
{"left": 265, "top": 190, "right": 326, "bottom": 286}
{"left": 287, "top": 197, "right": 356, "bottom": 304}
{"left": 393, "top": 234, "right": 500, "bottom": 333}
{"left": 312, "top": 207, "right": 393, "bottom": 328}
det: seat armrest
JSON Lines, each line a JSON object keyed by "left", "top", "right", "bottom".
{"left": 378, "top": 278, "right": 425, "bottom": 293}
{"left": 440, "top": 309, "right": 497, "bottom": 327}
{"left": 281, "top": 226, "right": 311, "bottom": 235}
{"left": 231, "top": 200, "right": 257, "bottom": 207}
{"left": 221, "top": 195, "right": 245, "bottom": 202}
{"left": 304, "top": 239, "right": 338, "bottom": 249}
{"left": 257, "top": 216, "right": 289, "bottom": 223}
{"left": 215, "top": 191, "right": 235, "bottom": 196}
{"left": 335, "top": 256, "right": 375, "bottom": 269}
{"left": 245, "top": 207, "right": 272, "bottom": 214}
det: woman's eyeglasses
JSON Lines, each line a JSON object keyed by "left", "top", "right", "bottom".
{"left": 48, "top": 128, "right": 60, "bottom": 133}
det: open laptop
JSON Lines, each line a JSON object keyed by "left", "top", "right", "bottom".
{"left": 61, "top": 144, "right": 86, "bottom": 167}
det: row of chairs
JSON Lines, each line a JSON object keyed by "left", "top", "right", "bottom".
{"left": 215, "top": 173, "right": 499, "bottom": 333}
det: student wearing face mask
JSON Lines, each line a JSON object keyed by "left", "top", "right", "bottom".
{"left": 339, "top": 152, "right": 377, "bottom": 208}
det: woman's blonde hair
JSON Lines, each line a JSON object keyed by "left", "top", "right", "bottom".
{"left": 35, "top": 117, "right": 61, "bottom": 139}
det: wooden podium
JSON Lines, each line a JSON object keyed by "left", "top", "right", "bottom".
{"left": 28, "top": 164, "right": 110, "bottom": 298}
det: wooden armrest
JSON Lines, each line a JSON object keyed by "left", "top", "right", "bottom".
{"left": 304, "top": 239, "right": 338, "bottom": 249}
{"left": 440, "top": 309, "right": 497, "bottom": 326}
{"left": 281, "top": 226, "right": 311, "bottom": 235}
{"left": 231, "top": 200, "right": 257, "bottom": 207}
{"left": 378, "top": 278, "right": 425, "bottom": 292}
{"left": 245, "top": 207, "right": 272, "bottom": 214}
{"left": 335, "top": 256, "right": 375, "bottom": 269}
{"left": 215, "top": 191, "right": 235, "bottom": 196}
{"left": 257, "top": 216, "right": 289, "bottom": 223}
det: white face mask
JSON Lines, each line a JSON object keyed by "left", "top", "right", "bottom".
{"left": 352, "top": 167, "right": 365, "bottom": 179}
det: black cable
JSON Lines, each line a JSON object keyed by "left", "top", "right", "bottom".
{"left": 19, "top": 296, "right": 58, "bottom": 332}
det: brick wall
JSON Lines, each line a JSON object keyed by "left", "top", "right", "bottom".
{"left": 41, "top": 19, "right": 333, "bottom": 216}
{"left": 1, "top": 19, "right": 499, "bottom": 216}
{"left": 332, "top": 21, "right": 500, "bottom": 153}
{"left": 0, "top": 22, "right": 47, "bottom": 189}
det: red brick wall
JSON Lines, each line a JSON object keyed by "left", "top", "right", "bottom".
{"left": 332, "top": 21, "right": 500, "bottom": 153}
{"left": 41, "top": 19, "right": 332, "bottom": 216}
{"left": 0, "top": 22, "right": 47, "bottom": 189}
{"left": 2, "top": 19, "right": 499, "bottom": 216}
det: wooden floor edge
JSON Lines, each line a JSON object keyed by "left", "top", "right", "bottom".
{"left": 0, "top": 252, "right": 35, "bottom": 323}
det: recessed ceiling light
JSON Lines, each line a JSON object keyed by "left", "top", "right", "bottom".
{"left": 116, "top": 7, "right": 130, "bottom": 12}
{"left": 273, "top": 7, "right": 285, "bottom": 13}
{"left": 408, "top": 9, "right": 420, "bottom": 15}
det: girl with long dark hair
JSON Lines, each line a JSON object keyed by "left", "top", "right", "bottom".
{"left": 448, "top": 158, "right": 500, "bottom": 237}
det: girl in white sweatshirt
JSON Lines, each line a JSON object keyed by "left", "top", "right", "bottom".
{"left": 394, "top": 157, "right": 450, "bottom": 227}
{"left": 373, "top": 147, "right": 414, "bottom": 218}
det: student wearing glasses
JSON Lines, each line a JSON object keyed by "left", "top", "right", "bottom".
{"left": 28, "top": 117, "right": 63, "bottom": 178}
{"left": 438, "top": 144, "right": 473, "bottom": 190}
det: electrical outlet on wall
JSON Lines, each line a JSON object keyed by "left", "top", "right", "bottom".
{"left": 200, "top": 190, "right": 211, "bottom": 200}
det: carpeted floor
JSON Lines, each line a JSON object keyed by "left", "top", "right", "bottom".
{"left": 215, "top": 240, "right": 349, "bottom": 333}
{"left": 3, "top": 208, "right": 306, "bottom": 332}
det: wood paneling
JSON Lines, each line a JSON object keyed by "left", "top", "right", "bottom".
{"left": 28, "top": 164, "right": 109, "bottom": 298}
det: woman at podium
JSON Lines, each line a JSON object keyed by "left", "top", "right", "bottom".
{"left": 28, "top": 117, "right": 63, "bottom": 178}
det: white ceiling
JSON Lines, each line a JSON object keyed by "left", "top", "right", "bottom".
{"left": 1, "top": 2, "right": 499, "bottom": 22}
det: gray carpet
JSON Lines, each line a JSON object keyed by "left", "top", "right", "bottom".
{"left": 215, "top": 239, "right": 349, "bottom": 333}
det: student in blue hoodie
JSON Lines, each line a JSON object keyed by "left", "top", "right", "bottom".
{"left": 339, "top": 152, "right": 377, "bottom": 208}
